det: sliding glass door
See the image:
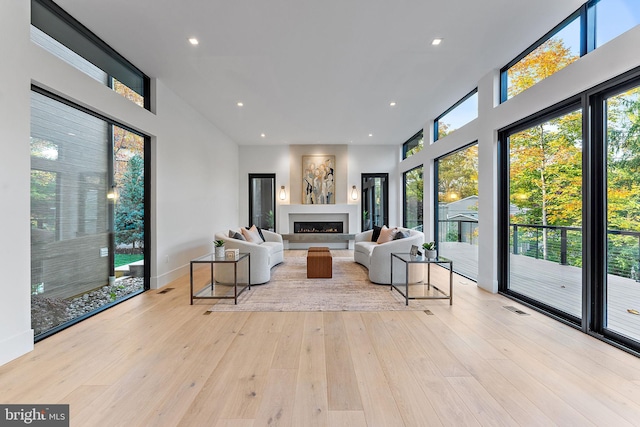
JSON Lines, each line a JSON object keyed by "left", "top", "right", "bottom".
{"left": 435, "top": 144, "right": 478, "bottom": 280}
{"left": 505, "top": 106, "right": 583, "bottom": 320}
{"left": 604, "top": 84, "right": 640, "bottom": 343}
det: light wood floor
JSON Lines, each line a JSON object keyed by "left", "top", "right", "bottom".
{"left": 2, "top": 251, "right": 640, "bottom": 426}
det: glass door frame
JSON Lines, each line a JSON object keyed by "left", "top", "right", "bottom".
{"left": 360, "top": 173, "right": 389, "bottom": 231}
{"left": 498, "top": 66, "right": 640, "bottom": 356}
{"left": 248, "top": 173, "right": 276, "bottom": 231}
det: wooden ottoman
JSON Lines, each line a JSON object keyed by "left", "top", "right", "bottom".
{"left": 307, "top": 248, "right": 332, "bottom": 278}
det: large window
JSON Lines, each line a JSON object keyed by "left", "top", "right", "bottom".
{"left": 501, "top": 0, "right": 640, "bottom": 103}
{"left": 402, "top": 131, "right": 423, "bottom": 159}
{"left": 604, "top": 83, "right": 640, "bottom": 344}
{"left": 499, "top": 68, "right": 640, "bottom": 355}
{"left": 435, "top": 144, "right": 478, "bottom": 280}
{"left": 31, "top": 89, "right": 148, "bottom": 340}
{"left": 403, "top": 166, "right": 423, "bottom": 230}
{"left": 434, "top": 90, "right": 478, "bottom": 141}
{"left": 504, "top": 106, "right": 583, "bottom": 319}
{"left": 31, "top": 0, "right": 149, "bottom": 109}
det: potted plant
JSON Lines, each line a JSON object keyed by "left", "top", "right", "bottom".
{"left": 214, "top": 239, "right": 225, "bottom": 258}
{"left": 265, "top": 210, "right": 275, "bottom": 231}
{"left": 422, "top": 242, "right": 437, "bottom": 259}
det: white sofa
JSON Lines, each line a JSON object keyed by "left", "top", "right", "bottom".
{"left": 354, "top": 228, "right": 424, "bottom": 284}
{"left": 214, "top": 228, "right": 284, "bottom": 284}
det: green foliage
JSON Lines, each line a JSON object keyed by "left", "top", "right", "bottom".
{"left": 438, "top": 145, "right": 478, "bottom": 202}
{"left": 115, "top": 154, "right": 144, "bottom": 251}
{"left": 422, "top": 241, "right": 436, "bottom": 250}
{"left": 214, "top": 239, "right": 225, "bottom": 247}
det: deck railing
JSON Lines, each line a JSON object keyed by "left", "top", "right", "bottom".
{"left": 437, "top": 219, "right": 640, "bottom": 281}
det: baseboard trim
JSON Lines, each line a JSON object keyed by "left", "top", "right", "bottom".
{"left": 0, "top": 329, "right": 34, "bottom": 366}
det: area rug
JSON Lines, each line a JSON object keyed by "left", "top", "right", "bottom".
{"left": 208, "top": 253, "right": 447, "bottom": 312}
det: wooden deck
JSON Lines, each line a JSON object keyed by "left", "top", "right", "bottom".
{"left": 439, "top": 242, "right": 640, "bottom": 342}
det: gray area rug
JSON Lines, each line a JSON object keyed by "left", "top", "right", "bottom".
{"left": 208, "top": 254, "right": 444, "bottom": 312}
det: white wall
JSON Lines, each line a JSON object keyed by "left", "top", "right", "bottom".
{"left": 238, "top": 144, "right": 399, "bottom": 233}
{"left": 407, "top": 25, "right": 640, "bottom": 293}
{"left": 1, "top": 3, "right": 239, "bottom": 365}
{"left": 0, "top": 0, "right": 33, "bottom": 366}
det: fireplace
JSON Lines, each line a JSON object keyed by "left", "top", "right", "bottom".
{"left": 294, "top": 221, "right": 344, "bottom": 234}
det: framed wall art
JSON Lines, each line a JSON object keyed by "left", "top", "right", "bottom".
{"left": 302, "top": 155, "right": 335, "bottom": 204}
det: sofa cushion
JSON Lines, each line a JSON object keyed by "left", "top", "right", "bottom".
{"left": 394, "top": 229, "right": 410, "bottom": 240}
{"left": 245, "top": 225, "right": 265, "bottom": 242}
{"left": 229, "top": 230, "right": 246, "bottom": 240}
{"left": 371, "top": 225, "right": 383, "bottom": 242}
{"left": 355, "top": 241, "right": 377, "bottom": 256}
{"left": 377, "top": 226, "right": 398, "bottom": 244}
{"left": 241, "top": 225, "right": 263, "bottom": 243}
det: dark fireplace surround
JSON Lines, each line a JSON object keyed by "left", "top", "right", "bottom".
{"left": 293, "top": 221, "right": 343, "bottom": 234}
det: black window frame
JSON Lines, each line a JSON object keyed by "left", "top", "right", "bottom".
{"left": 402, "top": 164, "right": 424, "bottom": 230}
{"left": 497, "top": 65, "right": 640, "bottom": 357}
{"left": 402, "top": 130, "right": 424, "bottom": 160}
{"left": 500, "top": 4, "right": 586, "bottom": 103}
{"left": 433, "top": 88, "right": 478, "bottom": 142}
{"left": 248, "top": 173, "right": 276, "bottom": 232}
{"left": 31, "top": 85, "right": 151, "bottom": 342}
{"left": 31, "top": 0, "right": 150, "bottom": 110}
{"left": 360, "top": 173, "right": 389, "bottom": 232}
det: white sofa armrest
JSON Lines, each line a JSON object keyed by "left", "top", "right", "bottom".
{"left": 355, "top": 230, "right": 374, "bottom": 243}
{"left": 262, "top": 229, "right": 283, "bottom": 244}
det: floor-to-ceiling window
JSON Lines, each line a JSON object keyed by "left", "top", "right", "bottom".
{"left": 435, "top": 144, "right": 478, "bottom": 280}
{"left": 361, "top": 173, "right": 388, "bottom": 231}
{"left": 30, "top": 89, "right": 148, "bottom": 340}
{"left": 603, "top": 83, "right": 640, "bottom": 344}
{"left": 503, "top": 105, "right": 583, "bottom": 320}
{"left": 249, "top": 174, "right": 276, "bottom": 231}
{"left": 403, "top": 165, "right": 423, "bottom": 230}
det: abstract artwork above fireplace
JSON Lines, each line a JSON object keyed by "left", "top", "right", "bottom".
{"left": 302, "top": 155, "right": 335, "bottom": 204}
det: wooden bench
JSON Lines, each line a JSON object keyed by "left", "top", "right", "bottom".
{"left": 307, "top": 247, "right": 332, "bottom": 278}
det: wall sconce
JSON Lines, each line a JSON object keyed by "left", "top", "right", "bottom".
{"left": 351, "top": 185, "right": 358, "bottom": 200}
{"left": 279, "top": 185, "right": 286, "bottom": 200}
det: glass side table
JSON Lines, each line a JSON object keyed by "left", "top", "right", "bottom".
{"left": 190, "top": 252, "right": 250, "bottom": 305}
{"left": 390, "top": 253, "right": 453, "bottom": 306}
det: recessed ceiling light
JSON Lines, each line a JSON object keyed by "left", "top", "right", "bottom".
{"left": 188, "top": 38, "right": 199, "bottom": 45}
{"left": 260, "top": 133, "right": 266, "bottom": 138}
{"left": 432, "top": 38, "right": 442, "bottom": 46}
{"left": 237, "top": 102, "right": 243, "bottom": 107}
{"left": 368, "top": 133, "right": 373, "bottom": 137}
{"left": 389, "top": 101, "right": 396, "bottom": 107}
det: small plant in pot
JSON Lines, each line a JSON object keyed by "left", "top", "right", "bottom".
{"left": 422, "top": 242, "right": 437, "bottom": 259}
{"left": 214, "top": 239, "right": 225, "bottom": 258}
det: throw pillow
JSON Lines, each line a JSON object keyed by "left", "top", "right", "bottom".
{"left": 377, "top": 226, "right": 398, "bottom": 244}
{"left": 394, "top": 229, "right": 409, "bottom": 240}
{"left": 229, "top": 230, "right": 245, "bottom": 240}
{"left": 246, "top": 225, "right": 265, "bottom": 242}
{"left": 241, "top": 225, "right": 262, "bottom": 243}
{"left": 371, "top": 225, "right": 383, "bottom": 242}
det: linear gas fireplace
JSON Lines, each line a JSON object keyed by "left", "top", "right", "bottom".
{"left": 294, "top": 221, "right": 344, "bottom": 234}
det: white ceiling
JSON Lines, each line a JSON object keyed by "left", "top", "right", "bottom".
{"left": 54, "top": 0, "right": 584, "bottom": 146}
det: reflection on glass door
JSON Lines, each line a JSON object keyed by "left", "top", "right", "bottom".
{"left": 249, "top": 174, "right": 276, "bottom": 231}
{"left": 605, "top": 85, "right": 640, "bottom": 342}
{"left": 361, "top": 173, "right": 388, "bottom": 231}
{"left": 508, "top": 108, "right": 583, "bottom": 319}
